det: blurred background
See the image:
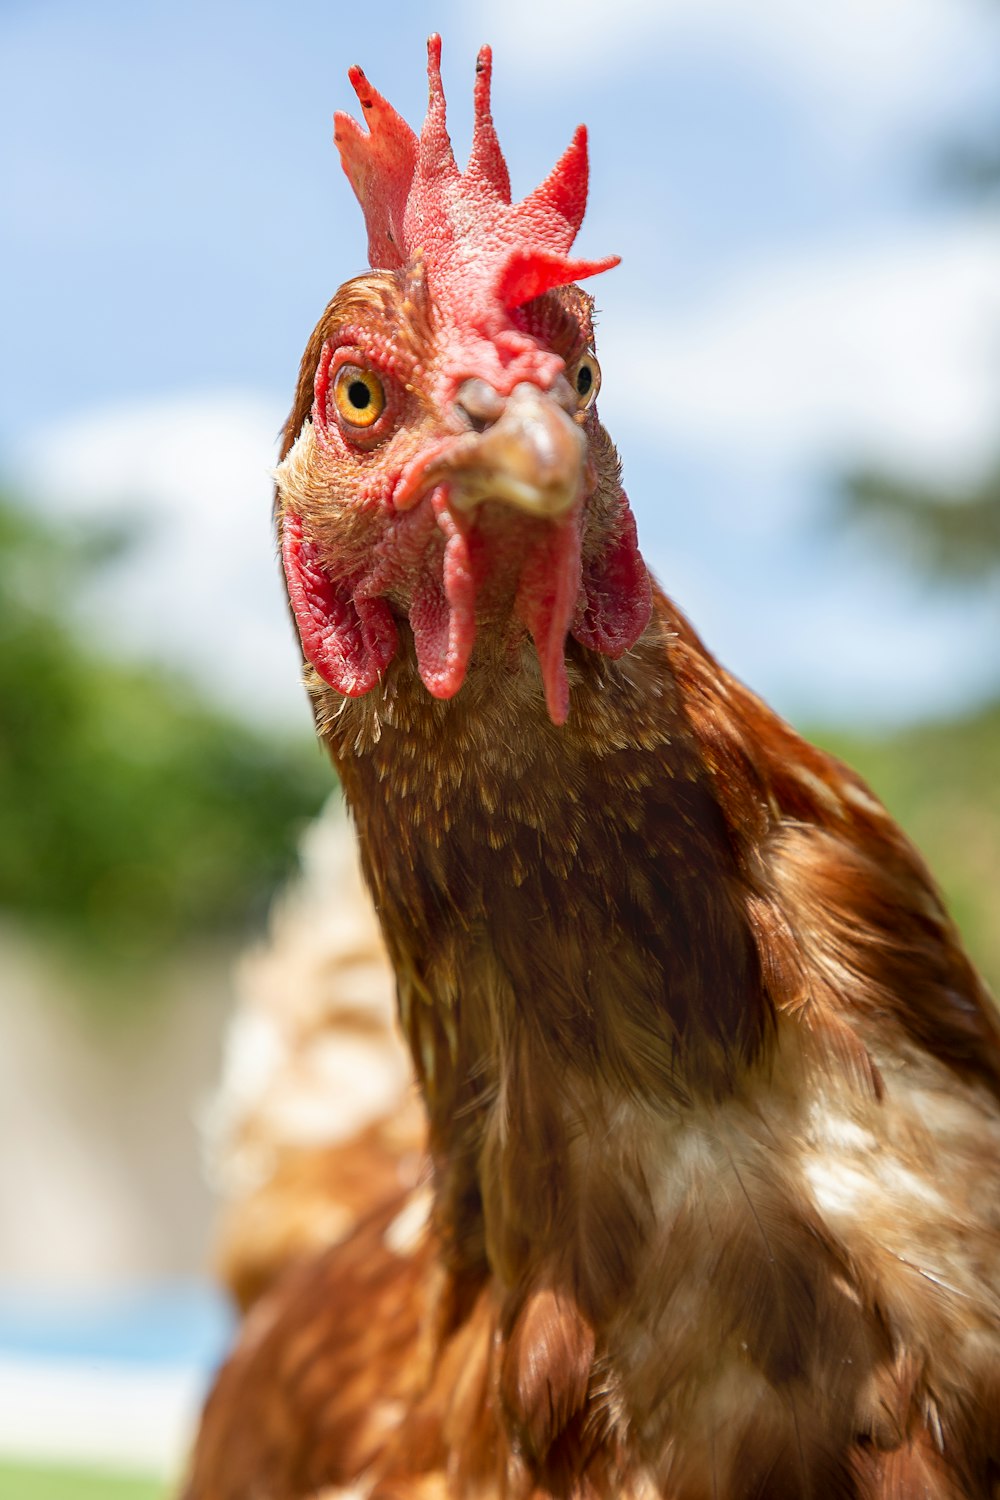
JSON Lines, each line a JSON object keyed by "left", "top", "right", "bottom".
{"left": 2, "top": 0, "right": 999, "bottom": 1494}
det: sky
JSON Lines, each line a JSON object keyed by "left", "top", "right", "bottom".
{"left": 4, "top": 0, "right": 1000, "bottom": 731}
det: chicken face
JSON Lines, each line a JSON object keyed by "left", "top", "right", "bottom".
{"left": 278, "top": 38, "right": 651, "bottom": 723}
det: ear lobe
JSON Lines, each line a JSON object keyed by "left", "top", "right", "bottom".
{"left": 572, "top": 494, "right": 651, "bottom": 658}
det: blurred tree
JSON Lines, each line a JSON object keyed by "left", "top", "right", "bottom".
{"left": 845, "top": 464, "right": 1000, "bottom": 584}
{"left": 934, "top": 101, "right": 1000, "bottom": 203}
{"left": 0, "top": 489, "right": 330, "bottom": 979}
{"left": 843, "top": 76, "right": 1000, "bottom": 601}
{"left": 834, "top": 69, "right": 1000, "bottom": 999}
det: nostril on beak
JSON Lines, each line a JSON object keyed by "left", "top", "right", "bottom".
{"left": 454, "top": 378, "right": 505, "bottom": 434}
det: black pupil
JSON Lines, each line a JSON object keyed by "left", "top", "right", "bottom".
{"left": 576, "top": 364, "right": 593, "bottom": 396}
{"left": 347, "top": 379, "right": 372, "bottom": 410}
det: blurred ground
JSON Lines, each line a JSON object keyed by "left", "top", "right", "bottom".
{"left": 0, "top": 1463, "right": 161, "bottom": 1500}
{"left": 0, "top": 930, "right": 230, "bottom": 1284}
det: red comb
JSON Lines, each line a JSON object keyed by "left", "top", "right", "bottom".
{"left": 333, "top": 36, "right": 618, "bottom": 390}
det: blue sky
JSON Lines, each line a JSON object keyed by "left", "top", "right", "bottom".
{"left": 5, "top": 0, "right": 1000, "bottom": 730}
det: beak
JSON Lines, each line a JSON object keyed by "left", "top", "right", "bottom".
{"left": 399, "top": 380, "right": 588, "bottom": 520}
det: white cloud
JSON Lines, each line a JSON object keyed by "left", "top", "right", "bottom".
{"left": 600, "top": 219, "right": 1000, "bottom": 508}
{"left": 479, "top": 0, "right": 994, "bottom": 139}
{"left": 14, "top": 392, "right": 313, "bottom": 729}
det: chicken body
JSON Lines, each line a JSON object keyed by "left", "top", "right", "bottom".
{"left": 189, "top": 603, "right": 1000, "bottom": 1500}
{"left": 184, "top": 43, "right": 1000, "bottom": 1500}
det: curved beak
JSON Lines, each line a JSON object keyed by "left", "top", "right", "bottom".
{"left": 400, "top": 381, "right": 588, "bottom": 520}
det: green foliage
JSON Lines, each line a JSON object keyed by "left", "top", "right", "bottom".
{"left": 0, "top": 491, "right": 330, "bottom": 974}
{"left": 813, "top": 701, "right": 1000, "bottom": 998}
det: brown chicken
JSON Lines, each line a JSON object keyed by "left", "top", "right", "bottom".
{"left": 184, "top": 37, "right": 1000, "bottom": 1500}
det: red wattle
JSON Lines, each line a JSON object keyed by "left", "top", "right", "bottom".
{"left": 515, "top": 515, "right": 583, "bottom": 726}
{"left": 409, "top": 493, "right": 478, "bottom": 700}
{"left": 281, "top": 510, "right": 398, "bottom": 696}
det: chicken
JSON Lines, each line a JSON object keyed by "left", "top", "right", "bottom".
{"left": 183, "top": 37, "right": 1000, "bottom": 1500}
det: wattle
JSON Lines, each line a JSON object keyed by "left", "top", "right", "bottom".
{"left": 281, "top": 496, "right": 651, "bottom": 723}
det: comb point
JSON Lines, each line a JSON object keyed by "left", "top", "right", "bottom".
{"left": 336, "top": 41, "right": 616, "bottom": 333}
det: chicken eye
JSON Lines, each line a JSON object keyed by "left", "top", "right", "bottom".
{"left": 571, "top": 353, "right": 601, "bottom": 411}
{"left": 333, "top": 365, "right": 386, "bottom": 429}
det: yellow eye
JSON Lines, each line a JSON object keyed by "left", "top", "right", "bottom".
{"left": 333, "top": 364, "right": 385, "bottom": 429}
{"left": 571, "top": 352, "right": 601, "bottom": 411}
